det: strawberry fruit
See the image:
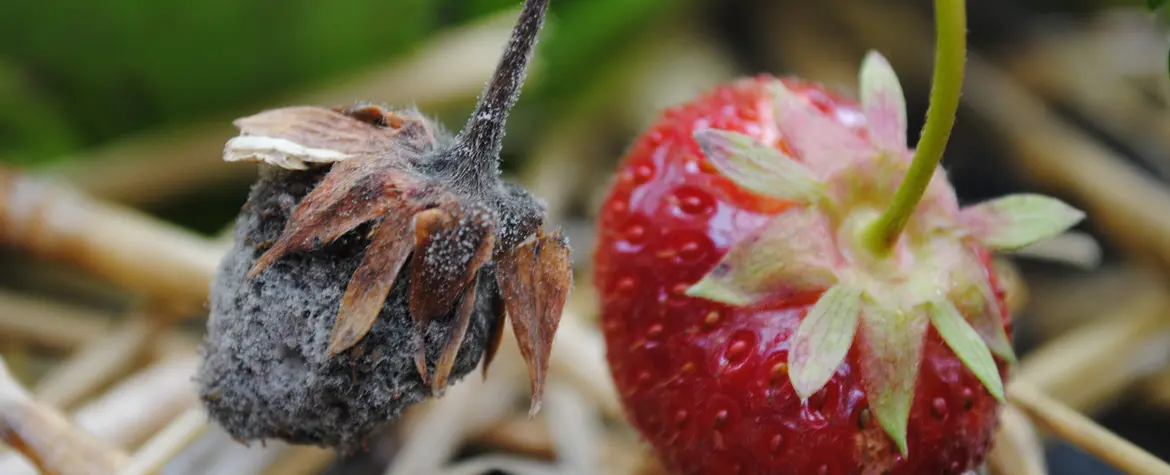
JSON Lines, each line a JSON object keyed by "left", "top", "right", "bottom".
{"left": 594, "top": 52, "right": 1084, "bottom": 474}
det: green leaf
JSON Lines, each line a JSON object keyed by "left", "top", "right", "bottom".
{"left": 686, "top": 207, "right": 839, "bottom": 306}
{"left": 960, "top": 194, "right": 1085, "bottom": 251}
{"left": 0, "top": 0, "right": 442, "bottom": 165}
{"left": 788, "top": 284, "right": 863, "bottom": 400}
{"left": 858, "top": 302, "right": 928, "bottom": 456}
{"left": 1150, "top": 0, "right": 1168, "bottom": 11}
{"left": 692, "top": 129, "right": 825, "bottom": 203}
{"left": 927, "top": 299, "right": 1006, "bottom": 403}
{"left": 859, "top": 50, "right": 908, "bottom": 152}
{"left": 532, "top": 0, "right": 678, "bottom": 106}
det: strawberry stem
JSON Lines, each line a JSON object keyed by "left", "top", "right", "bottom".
{"left": 862, "top": 0, "right": 967, "bottom": 256}
{"left": 445, "top": 0, "right": 549, "bottom": 191}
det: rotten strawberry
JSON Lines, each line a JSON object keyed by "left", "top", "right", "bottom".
{"left": 594, "top": 35, "right": 1084, "bottom": 475}
{"left": 198, "top": 0, "right": 570, "bottom": 450}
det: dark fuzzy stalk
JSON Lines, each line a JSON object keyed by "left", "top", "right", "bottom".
{"left": 442, "top": 0, "right": 550, "bottom": 191}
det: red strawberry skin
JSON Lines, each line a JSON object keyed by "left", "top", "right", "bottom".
{"left": 594, "top": 76, "right": 1010, "bottom": 475}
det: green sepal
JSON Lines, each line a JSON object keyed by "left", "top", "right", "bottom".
{"left": 685, "top": 275, "right": 754, "bottom": 307}
{"left": 857, "top": 301, "right": 928, "bottom": 456}
{"left": 686, "top": 207, "right": 839, "bottom": 306}
{"left": 788, "top": 284, "right": 863, "bottom": 400}
{"left": 692, "top": 128, "right": 826, "bottom": 204}
{"left": 960, "top": 194, "right": 1085, "bottom": 251}
{"left": 927, "top": 299, "right": 1006, "bottom": 403}
{"left": 859, "top": 50, "right": 908, "bottom": 153}
{"left": 768, "top": 80, "right": 870, "bottom": 178}
{"left": 949, "top": 250, "right": 1018, "bottom": 363}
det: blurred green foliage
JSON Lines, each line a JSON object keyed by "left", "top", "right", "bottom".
{"left": 0, "top": 0, "right": 441, "bottom": 166}
{"left": 0, "top": 0, "right": 674, "bottom": 168}
{"left": 1147, "top": 0, "right": 1170, "bottom": 76}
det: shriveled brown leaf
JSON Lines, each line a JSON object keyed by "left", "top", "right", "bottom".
{"left": 432, "top": 281, "right": 480, "bottom": 395}
{"left": 409, "top": 204, "right": 497, "bottom": 381}
{"left": 241, "top": 106, "right": 438, "bottom": 278}
{"left": 230, "top": 106, "right": 405, "bottom": 159}
{"left": 247, "top": 157, "right": 406, "bottom": 278}
{"left": 481, "top": 288, "right": 509, "bottom": 379}
{"left": 498, "top": 230, "right": 572, "bottom": 415}
{"left": 327, "top": 214, "right": 416, "bottom": 356}
{"left": 409, "top": 205, "right": 496, "bottom": 324}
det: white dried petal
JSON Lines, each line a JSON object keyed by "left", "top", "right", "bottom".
{"left": 223, "top": 136, "right": 353, "bottom": 170}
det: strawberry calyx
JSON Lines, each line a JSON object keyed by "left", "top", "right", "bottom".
{"left": 686, "top": 51, "right": 1085, "bottom": 456}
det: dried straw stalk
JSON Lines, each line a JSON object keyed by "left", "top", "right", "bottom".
{"left": 1009, "top": 381, "right": 1170, "bottom": 475}
{"left": 0, "top": 167, "right": 222, "bottom": 308}
{"left": 0, "top": 356, "right": 198, "bottom": 475}
{"left": 1023, "top": 265, "right": 1162, "bottom": 341}
{"left": 1007, "top": 10, "right": 1170, "bottom": 179}
{"left": 33, "top": 313, "right": 162, "bottom": 410}
{"left": 259, "top": 447, "right": 335, "bottom": 475}
{"left": 0, "top": 291, "right": 110, "bottom": 353}
{"left": 0, "top": 356, "right": 128, "bottom": 475}
{"left": 988, "top": 405, "right": 1047, "bottom": 475}
{"left": 115, "top": 406, "right": 209, "bottom": 475}
{"left": 966, "top": 57, "right": 1170, "bottom": 267}
{"left": 1014, "top": 292, "right": 1170, "bottom": 411}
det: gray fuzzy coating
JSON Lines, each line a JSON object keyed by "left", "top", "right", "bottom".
{"left": 198, "top": 165, "right": 496, "bottom": 451}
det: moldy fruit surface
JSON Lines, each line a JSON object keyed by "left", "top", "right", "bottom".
{"left": 198, "top": 0, "right": 570, "bottom": 451}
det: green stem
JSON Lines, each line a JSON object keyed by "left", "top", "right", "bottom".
{"left": 862, "top": 0, "right": 967, "bottom": 255}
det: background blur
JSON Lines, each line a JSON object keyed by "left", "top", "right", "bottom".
{"left": 1, "top": 1, "right": 1168, "bottom": 474}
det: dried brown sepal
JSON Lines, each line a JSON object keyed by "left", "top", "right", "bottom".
{"left": 409, "top": 204, "right": 497, "bottom": 381}
{"left": 230, "top": 106, "right": 422, "bottom": 158}
{"left": 482, "top": 286, "right": 509, "bottom": 379}
{"left": 332, "top": 105, "right": 407, "bottom": 130}
{"left": 497, "top": 229, "right": 573, "bottom": 415}
{"left": 243, "top": 110, "right": 436, "bottom": 279}
{"left": 326, "top": 213, "right": 417, "bottom": 356}
{"left": 431, "top": 279, "right": 479, "bottom": 395}
{"left": 247, "top": 161, "right": 386, "bottom": 278}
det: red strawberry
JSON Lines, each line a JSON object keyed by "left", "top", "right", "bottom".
{"left": 594, "top": 52, "right": 1083, "bottom": 475}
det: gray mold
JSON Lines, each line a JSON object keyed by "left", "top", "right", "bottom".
{"left": 197, "top": 166, "right": 494, "bottom": 451}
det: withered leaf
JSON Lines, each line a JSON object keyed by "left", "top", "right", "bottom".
{"left": 409, "top": 204, "right": 497, "bottom": 323}
{"left": 243, "top": 107, "right": 432, "bottom": 279}
{"left": 326, "top": 213, "right": 416, "bottom": 357}
{"left": 482, "top": 286, "right": 509, "bottom": 379}
{"left": 497, "top": 229, "right": 572, "bottom": 415}
{"left": 230, "top": 106, "right": 402, "bottom": 158}
{"left": 409, "top": 203, "right": 497, "bottom": 380}
{"left": 431, "top": 279, "right": 479, "bottom": 395}
{"left": 248, "top": 158, "right": 404, "bottom": 278}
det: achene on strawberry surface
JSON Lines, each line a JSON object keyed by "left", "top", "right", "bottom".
{"left": 594, "top": 53, "right": 1084, "bottom": 474}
